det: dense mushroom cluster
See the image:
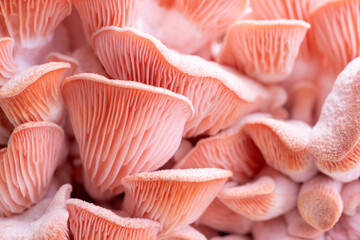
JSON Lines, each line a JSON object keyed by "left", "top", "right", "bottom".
{"left": 0, "top": 0, "right": 360, "bottom": 239}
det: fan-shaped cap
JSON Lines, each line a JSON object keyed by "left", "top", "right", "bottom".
{"left": 218, "top": 168, "right": 299, "bottom": 221}
{"left": 308, "top": 57, "right": 360, "bottom": 182}
{"left": 62, "top": 73, "right": 194, "bottom": 200}
{"left": 244, "top": 117, "right": 317, "bottom": 182}
{"left": 0, "top": 0, "right": 71, "bottom": 48}
{"left": 252, "top": 217, "right": 301, "bottom": 240}
{"left": 161, "top": 226, "right": 207, "bottom": 240}
{"left": 0, "top": 37, "right": 17, "bottom": 86}
{"left": 93, "top": 27, "right": 268, "bottom": 137}
{"left": 47, "top": 52, "right": 79, "bottom": 76}
{"left": 310, "top": 0, "right": 360, "bottom": 73}
{"left": 0, "top": 121, "right": 65, "bottom": 217}
{"left": 341, "top": 180, "right": 360, "bottom": 215}
{"left": 71, "top": 0, "right": 144, "bottom": 41}
{"left": 67, "top": 198, "right": 161, "bottom": 240}
{"left": 285, "top": 209, "right": 324, "bottom": 239}
{"left": 198, "top": 198, "right": 253, "bottom": 234}
{"left": 122, "top": 168, "right": 232, "bottom": 236}
{"left": 297, "top": 175, "right": 343, "bottom": 231}
{"left": 141, "top": 0, "right": 249, "bottom": 54}
{"left": 218, "top": 20, "right": 309, "bottom": 83}
{"left": 175, "top": 116, "right": 264, "bottom": 183}
{"left": 0, "top": 184, "right": 72, "bottom": 240}
{"left": 325, "top": 214, "right": 360, "bottom": 240}
{"left": 0, "top": 62, "right": 70, "bottom": 126}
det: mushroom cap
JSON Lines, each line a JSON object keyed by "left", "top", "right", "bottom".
{"left": 297, "top": 175, "right": 343, "bottom": 231}
{"left": 122, "top": 168, "right": 232, "bottom": 236}
{"left": 0, "top": 62, "right": 70, "bottom": 126}
{"left": 308, "top": 57, "right": 360, "bottom": 182}
{"left": 310, "top": 0, "right": 360, "bottom": 73}
{"left": 71, "top": 0, "right": 144, "bottom": 41}
{"left": 198, "top": 198, "right": 253, "bottom": 235}
{"left": 340, "top": 180, "right": 360, "bottom": 215}
{"left": 141, "top": 0, "right": 249, "bottom": 54}
{"left": 218, "top": 19, "right": 310, "bottom": 83}
{"left": 92, "top": 26, "right": 268, "bottom": 137}
{"left": 0, "top": 0, "right": 72, "bottom": 48}
{"left": 325, "top": 214, "right": 360, "bottom": 240}
{"left": 161, "top": 226, "right": 207, "bottom": 240}
{"left": 67, "top": 198, "right": 161, "bottom": 240}
{"left": 0, "top": 121, "right": 65, "bottom": 217}
{"left": 218, "top": 168, "right": 299, "bottom": 221}
{"left": 0, "top": 184, "right": 72, "bottom": 240}
{"left": 0, "top": 37, "right": 17, "bottom": 86}
{"left": 244, "top": 117, "right": 317, "bottom": 182}
{"left": 175, "top": 117, "right": 264, "bottom": 183}
{"left": 62, "top": 73, "right": 194, "bottom": 200}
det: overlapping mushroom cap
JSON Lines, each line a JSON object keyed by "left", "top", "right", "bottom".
{"left": 0, "top": 121, "right": 65, "bottom": 217}
{"left": 122, "top": 168, "right": 232, "bottom": 236}
{"left": 62, "top": 73, "right": 194, "bottom": 200}
{"left": 93, "top": 26, "right": 268, "bottom": 137}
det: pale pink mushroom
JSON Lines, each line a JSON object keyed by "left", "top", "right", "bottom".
{"left": 0, "top": 62, "right": 70, "bottom": 126}
{"left": 92, "top": 27, "right": 269, "bottom": 137}
{"left": 308, "top": 57, "right": 360, "bottom": 182}
{"left": 284, "top": 208, "right": 324, "bottom": 239}
{"left": 0, "top": 37, "right": 17, "bottom": 85}
{"left": 0, "top": 121, "right": 65, "bottom": 216}
{"left": 244, "top": 116, "right": 317, "bottom": 182}
{"left": 340, "top": 180, "right": 360, "bottom": 215}
{"left": 175, "top": 116, "right": 265, "bottom": 183}
{"left": 62, "top": 73, "right": 194, "bottom": 200}
{"left": 122, "top": 168, "right": 232, "bottom": 236}
{"left": 297, "top": 175, "right": 343, "bottom": 231}
{"left": 161, "top": 226, "right": 207, "bottom": 240}
{"left": 325, "top": 214, "right": 360, "bottom": 240}
{"left": 218, "top": 20, "right": 309, "bottom": 83}
{"left": 67, "top": 198, "right": 161, "bottom": 240}
{"left": 198, "top": 198, "right": 253, "bottom": 235}
{"left": 218, "top": 168, "right": 299, "bottom": 221}
{"left": 141, "top": 0, "right": 249, "bottom": 54}
{"left": 211, "top": 236, "right": 250, "bottom": 240}
{"left": 0, "top": 184, "right": 72, "bottom": 240}
{"left": 71, "top": 0, "right": 144, "bottom": 41}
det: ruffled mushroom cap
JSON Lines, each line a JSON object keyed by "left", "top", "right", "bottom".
{"left": 0, "top": 37, "right": 17, "bottom": 86}
{"left": 217, "top": 168, "right": 299, "bottom": 221}
{"left": 0, "top": 184, "right": 72, "bottom": 240}
{"left": 92, "top": 27, "right": 268, "bottom": 137}
{"left": 0, "top": 121, "right": 65, "bottom": 217}
{"left": 297, "top": 175, "right": 343, "bottom": 231}
{"left": 0, "top": 0, "right": 71, "bottom": 48}
{"left": 198, "top": 198, "right": 253, "bottom": 235}
{"left": 218, "top": 20, "right": 310, "bottom": 83}
{"left": 141, "top": 0, "right": 249, "bottom": 54}
{"left": 325, "top": 214, "right": 360, "bottom": 240}
{"left": 122, "top": 168, "right": 232, "bottom": 236}
{"left": 161, "top": 226, "right": 207, "bottom": 240}
{"left": 71, "top": 0, "right": 144, "bottom": 41}
{"left": 341, "top": 180, "right": 360, "bottom": 215}
{"left": 67, "top": 198, "right": 161, "bottom": 240}
{"left": 308, "top": 57, "right": 360, "bottom": 182}
{"left": 62, "top": 73, "right": 194, "bottom": 200}
{"left": 244, "top": 117, "right": 317, "bottom": 182}
{"left": 0, "top": 62, "right": 70, "bottom": 126}
{"left": 310, "top": 0, "right": 360, "bottom": 73}
{"left": 175, "top": 116, "right": 264, "bottom": 183}
{"left": 285, "top": 209, "right": 324, "bottom": 239}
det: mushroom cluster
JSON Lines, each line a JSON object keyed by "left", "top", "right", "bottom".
{"left": 0, "top": 0, "right": 360, "bottom": 239}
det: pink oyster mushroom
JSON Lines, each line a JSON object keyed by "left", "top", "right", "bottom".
{"left": 1, "top": 0, "right": 360, "bottom": 239}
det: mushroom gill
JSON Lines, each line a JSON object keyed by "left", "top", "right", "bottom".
{"left": 0, "top": 121, "right": 65, "bottom": 216}
{"left": 0, "top": 37, "right": 17, "bottom": 85}
{"left": 67, "top": 198, "right": 161, "bottom": 240}
{"left": 62, "top": 73, "right": 194, "bottom": 200}
{"left": 122, "top": 168, "right": 232, "bottom": 236}
{"left": 92, "top": 27, "right": 268, "bottom": 137}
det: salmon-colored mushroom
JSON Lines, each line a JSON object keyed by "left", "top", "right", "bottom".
{"left": 122, "top": 168, "right": 232, "bottom": 236}
{"left": 0, "top": 37, "right": 17, "bottom": 85}
{"left": 62, "top": 73, "right": 194, "bottom": 200}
